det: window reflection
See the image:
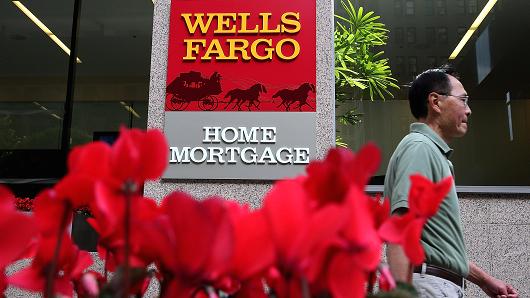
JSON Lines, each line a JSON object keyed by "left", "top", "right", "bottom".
{"left": 0, "top": 0, "right": 153, "bottom": 192}
{"left": 335, "top": 0, "right": 530, "bottom": 186}
{"left": 436, "top": 0, "right": 446, "bottom": 15}
{"left": 0, "top": 0, "right": 74, "bottom": 180}
{"left": 72, "top": 0, "right": 153, "bottom": 145}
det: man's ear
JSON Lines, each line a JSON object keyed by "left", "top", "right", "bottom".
{"left": 427, "top": 92, "right": 442, "bottom": 114}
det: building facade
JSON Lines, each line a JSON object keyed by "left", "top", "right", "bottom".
{"left": 1, "top": 0, "right": 529, "bottom": 296}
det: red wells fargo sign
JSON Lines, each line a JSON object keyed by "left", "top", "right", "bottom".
{"left": 165, "top": 0, "right": 316, "bottom": 112}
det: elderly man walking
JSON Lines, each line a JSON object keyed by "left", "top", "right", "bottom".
{"left": 384, "top": 66, "right": 518, "bottom": 298}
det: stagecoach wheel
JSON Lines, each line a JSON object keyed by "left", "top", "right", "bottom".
{"left": 169, "top": 95, "right": 188, "bottom": 111}
{"left": 199, "top": 95, "right": 218, "bottom": 111}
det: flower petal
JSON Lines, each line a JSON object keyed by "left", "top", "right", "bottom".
{"left": 349, "top": 143, "right": 381, "bottom": 189}
{"left": 263, "top": 180, "right": 309, "bottom": 262}
{"left": 162, "top": 192, "right": 214, "bottom": 274}
{"left": 138, "top": 129, "right": 168, "bottom": 180}
{"left": 68, "top": 141, "right": 111, "bottom": 176}
{"left": 110, "top": 128, "right": 141, "bottom": 183}
{"left": 408, "top": 175, "right": 452, "bottom": 218}
{"left": 403, "top": 218, "right": 427, "bottom": 266}
{"left": 327, "top": 252, "right": 367, "bottom": 298}
{"left": 231, "top": 210, "right": 274, "bottom": 279}
{"left": 378, "top": 213, "right": 415, "bottom": 244}
{"left": 7, "top": 266, "right": 45, "bottom": 293}
{"left": 0, "top": 212, "right": 36, "bottom": 267}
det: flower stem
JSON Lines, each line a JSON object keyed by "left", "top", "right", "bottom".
{"left": 104, "top": 248, "right": 109, "bottom": 281}
{"left": 300, "top": 277, "right": 310, "bottom": 298}
{"left": 367, "top": 271, "right": 376, "bottom": 294}
{"left": 123, "top": 181, "right": 135, "bottom": 298}
{"left": 45, "top": 201, "right": 72, "bottom": 298}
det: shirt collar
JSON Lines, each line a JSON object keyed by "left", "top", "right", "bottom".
{"left": 410, "top": 122, "right": 453, "bottom": 157}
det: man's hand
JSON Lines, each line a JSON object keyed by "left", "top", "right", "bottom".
{"left": 468, "top": 262, "right": 518, "bottom": 298}
{"left": 479, "top": 276, "right": 518, "bottom": 298}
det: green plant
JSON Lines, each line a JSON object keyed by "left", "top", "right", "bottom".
{"left": 334, "top": 0, "right": 399, "bottom": 146}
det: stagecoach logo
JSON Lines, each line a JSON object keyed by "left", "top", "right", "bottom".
{"left": 166, "top": 71, "right": 315, "bottom": 112}
{"left": 163, "top": 0, "right": 316, "bottom": 179}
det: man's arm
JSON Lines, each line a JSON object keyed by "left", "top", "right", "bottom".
{"left": 386, "top": 207, "right": 412, "bottom": 283}
{"left": 467, "top": 261, "right": 518, "bottom": 298}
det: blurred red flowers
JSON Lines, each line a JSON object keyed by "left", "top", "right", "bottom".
{"left": 0, "top": 129, "right": 451, "bottom": 298}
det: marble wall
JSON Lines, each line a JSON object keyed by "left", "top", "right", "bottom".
{"left": 460, "top": 195, "right": 530, "bottom": 298}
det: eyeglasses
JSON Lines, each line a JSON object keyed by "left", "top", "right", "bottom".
{"left": 437, "top": 93, "right": 470, "bottom": 107}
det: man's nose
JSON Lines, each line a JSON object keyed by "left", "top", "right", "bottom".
{"left": 465, "top": 105, "right": 472, "bottom": 116}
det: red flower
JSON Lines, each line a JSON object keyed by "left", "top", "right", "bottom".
{"left": 146, "top": 192, "right": 236, "bottom": 298}
{"left": 33, "top": 190, "right": 72, "bottom": 237}
{"left": 8, "top": 234, "right": 93, "bottom": 297}
{"left": 230, "top": 208, "right": 274, "bottom": 282}
{"left": 316, "top": 188, "right": 384, "bottom": 298}
{"left": 0, "top": 186, "right": 37, "bottom": 268}
{"left": 304, "top": 144, "right": 381, "bottom": 206}
{"left": 262, "top": 179, "right": 348, "bottom": 297}
{"left": 65, "top": 128, "right": 168, "bottom": 269}
{"left": 69, "top": 128, "right": 167, "bottom": 188}
{"left": 64, "top": 128, "right": 167, "bottom": 213}
{"left": 0, "top": 272, "right": 6, "bottom": 295}
{"left": 378, "top": 175, "right": 453, "bottom": 265}
{"left": 15, "top": 197, "right": 34, "bottom": 212}
{"left": 87, "top": 182, "right": 160, "bottom": 266}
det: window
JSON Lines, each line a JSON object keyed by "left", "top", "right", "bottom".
{"left": 457, "top": 27, "right": 467, "bottom": 39}
{"left": 425, "top": 0, "right": 435, "bottom": 16}
{"left": 405, "top": 0, "right": 415, "bottom": 16}
{"left": 467, "top": 0, "right": 478, "bottom": 14}
{"left": 394, "top": 0, "right": 403, "bottom": 16}
{"left": 408, "top": 56, "right": 418, "bottom": 77}
{"left": 395, "top": 56, "right": 406, "bottom": 75}
{"left": 456, "top": 0, "right": 466, "bottom": 15}
{"left": 1, "top": 0, "right": 154, "bottom": 250}
{"left": 437, "top": 27, "right": 448, "bottom": 44}
{"left": 425, "top": 27, "right": 436, "bottom": 45}
{"left": 436, "top": 0, "right": 447, "bottom": 15}
{"left": 427, "top": 56, "right": 437, "bottom": 68}
{"left": 334, "top": 0, "right": 530, "bottom": 187}
{"left": 406, "top": 27, "right": 416, "bottom": 44}
{"left": 395, "top": 27, "right": 404, "bottom": 44}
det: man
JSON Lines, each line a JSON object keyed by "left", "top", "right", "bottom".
{"left": 384, "top": 67, "right": 518, "bottom": 298}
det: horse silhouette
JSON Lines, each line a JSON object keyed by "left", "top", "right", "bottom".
{"left": 272, "top": 83, "right": 316, "bottom": 111}
{"left": 224, "top": 83, "right": 267, "bottom": 111}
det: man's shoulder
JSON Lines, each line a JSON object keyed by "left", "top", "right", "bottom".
{"left": 395, "top": 132, "right": 439, "bottom": 156}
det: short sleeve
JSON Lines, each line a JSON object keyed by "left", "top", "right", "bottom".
{"left": 389, "top": 141, "right": 437, "bottom": 213}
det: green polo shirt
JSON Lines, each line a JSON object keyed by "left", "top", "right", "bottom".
{"left": 384, "top": 122, "right": 469, "bottom": 277}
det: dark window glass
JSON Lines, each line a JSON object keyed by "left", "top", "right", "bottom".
{"left": 425, "top": 0, "right": 435, "bottom": 16}
{"left": 405, "top": 0, "right": 415, "bottom": 16}
{"left": 468, "top": 0, "right": 478, "bottom": 14}
{"left": 406, "top": 27, "right": 416, "bottom": 44}
{"left": 436, "top": 0, "right": 447, "bottom": 15}
{"left": 395, "top": 27, "right": 404, "bottom": 44}
{"left": 456, "top": 0, "right": 466, "bottom": 15}
{"left": 425, "top": 27, "right": 436, "bottom": 45}
{"left": 457, "top": 27, "right": 467, "bottom": 39}
{"left": 0, "top": 0, "right": 74, "bottom": 183}
{"left": 0, "top": 0, "right": 153, "bottom": 201}
{"left": 72, "top": 0, "right": 153, "bottom": 147}
{"left": 394, "top": 0, "right": 403, "bottom": 16}
{"left": 408, "top": 56, "right": 418, "bottom": 77}
{"left": 427, "top": 56, "right": 437, "bottom": 68}
{"left": 437, "top": 27, "right": 448, "bottom": 44}
{"left": 334, "top": 0, "right": 530, "bottom": 186}
{"left": 395, "top": 56, "right": 406, "bottom": 75}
